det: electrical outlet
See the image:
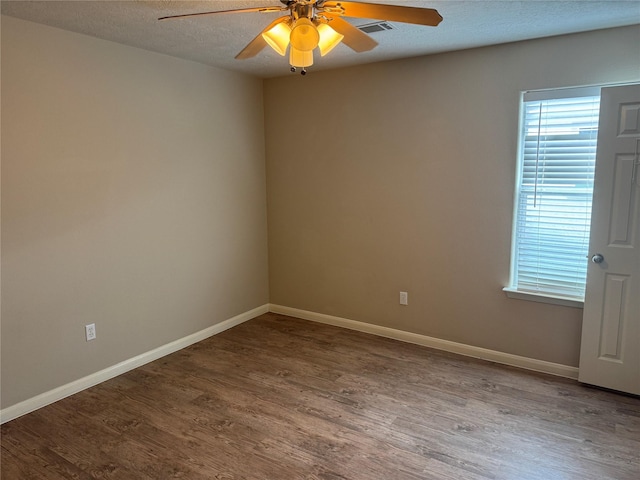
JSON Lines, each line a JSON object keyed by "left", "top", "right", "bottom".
{"left": 400, "top": 291, "right": 408, "bottom": 305}
{"left": 85, "top": 323, "right": 96, "bottom": 341}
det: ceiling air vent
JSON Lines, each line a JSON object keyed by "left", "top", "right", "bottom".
{"left": 357, "top": 21, "right": 394, "bottom": 34}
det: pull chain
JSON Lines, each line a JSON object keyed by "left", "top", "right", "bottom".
{"left": 533, "top": 102, "right": 543, "bottom": 207}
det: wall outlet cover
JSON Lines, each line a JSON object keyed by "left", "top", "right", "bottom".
{"left": 85, "top": 323, "right": 96, "bottom": 341}
{"left": 400, "top": 291, "right": 408, "bottom": 305}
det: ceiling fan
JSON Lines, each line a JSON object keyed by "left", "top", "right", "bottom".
{"left": 159, "top": 1, "right": 443, "bottom": 74}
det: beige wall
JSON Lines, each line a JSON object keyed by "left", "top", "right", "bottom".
{"left": 1, "top": 16, "right": 269, "bottom": 408}
{"left": 264, "top": 26, "right": 640, "bottom": 367}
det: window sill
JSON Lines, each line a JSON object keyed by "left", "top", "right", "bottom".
{"left": 503, "top": 287, "right": 584, "bottom": 309}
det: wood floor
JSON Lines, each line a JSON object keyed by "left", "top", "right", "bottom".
{"left": 2, "top": 313, "right": 639, "bottom": 479}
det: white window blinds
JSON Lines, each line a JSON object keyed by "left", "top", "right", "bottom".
{"left": 509, "top": 89, "right": 600, "bottom": 301}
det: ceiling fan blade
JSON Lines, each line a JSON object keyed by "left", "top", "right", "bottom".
{"left": 325, "top": 15, "right": 378, "bottom": 52}
{"left": 158, "top": 6, "right": 284, "bottom": 21}
{"left": 323, "top": 1, "right": 443, "bottom": 27}
{"left": 235, "top": 16, "right": 290, "bottom": 60}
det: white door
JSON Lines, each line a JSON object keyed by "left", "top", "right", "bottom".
{"left": 579, "top": 84, "right": 640, "bottom": 395}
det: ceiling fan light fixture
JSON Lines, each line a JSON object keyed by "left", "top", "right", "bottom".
{"left": 289, "top": 18, "right": 320, "bottom": 52}
{"left": 262, "top": 22, "right": 292, "bottom": 56}
{"left": 160, "top": 1, "right": 444, "bottom": 73}
{"left": 316, "top": 23, "right": 344, "bottom": 56}
{"left": 289, "top": 46, "right": 314, "bottom": 68}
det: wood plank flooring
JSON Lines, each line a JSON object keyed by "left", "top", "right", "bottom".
{"left": 2, "top": 313, "right": 639, "bottom": 479}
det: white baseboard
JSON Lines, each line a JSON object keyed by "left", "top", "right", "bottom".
{"left": 269, "top": 304, "right": 579, "bottom": 380}
{"left": 2, "top": 303, "right": 578, "bottom": 424}
{"left": 0, "top": 304, "right": 269, "bottom": 425}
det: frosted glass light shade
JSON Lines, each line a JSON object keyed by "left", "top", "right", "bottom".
{"left": 289, "top": 47, "right": 314, "bottom": 67}
{"left": 317, "top": 24, "right": 344, "bottom": 56}
{"left": 289, "top": 18, "right": 319, "bottom": 52}
{"left": 262, "top": 22, "right": 291, "bottom": 56}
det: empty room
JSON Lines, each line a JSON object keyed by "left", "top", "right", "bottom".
{"left": 1, "top": 1, "right": 639, "bottom": 479}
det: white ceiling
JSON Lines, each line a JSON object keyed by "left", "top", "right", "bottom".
{"left": 2, "top": 1, "right": 639, "bottom": 78}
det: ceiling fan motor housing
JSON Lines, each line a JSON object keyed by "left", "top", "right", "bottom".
{"left": 292, "top": 3, "right": 314, "bottom": 21}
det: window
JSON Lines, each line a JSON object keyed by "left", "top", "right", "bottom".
{"left": 505, "top": 87, "right": 601, "bottom": 305}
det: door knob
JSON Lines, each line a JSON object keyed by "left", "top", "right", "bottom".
{"left": 591, "top": 253, "right": 604, "bottom": 264}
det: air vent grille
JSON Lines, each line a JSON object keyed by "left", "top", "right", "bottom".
{"left": 357, "top": 21, "right": 394, "bottom": 34}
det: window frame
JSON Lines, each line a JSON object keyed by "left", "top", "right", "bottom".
{"left": 504, "top": 86, "right": 602, "bottom": 309}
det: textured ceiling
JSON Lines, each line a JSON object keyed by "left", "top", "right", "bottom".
{"left": 2, "top": 1, "right": 639, "bottom": 78}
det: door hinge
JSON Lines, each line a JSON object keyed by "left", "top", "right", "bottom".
{"left": 633, "top": 138, "right": 640, "bottom": 185}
